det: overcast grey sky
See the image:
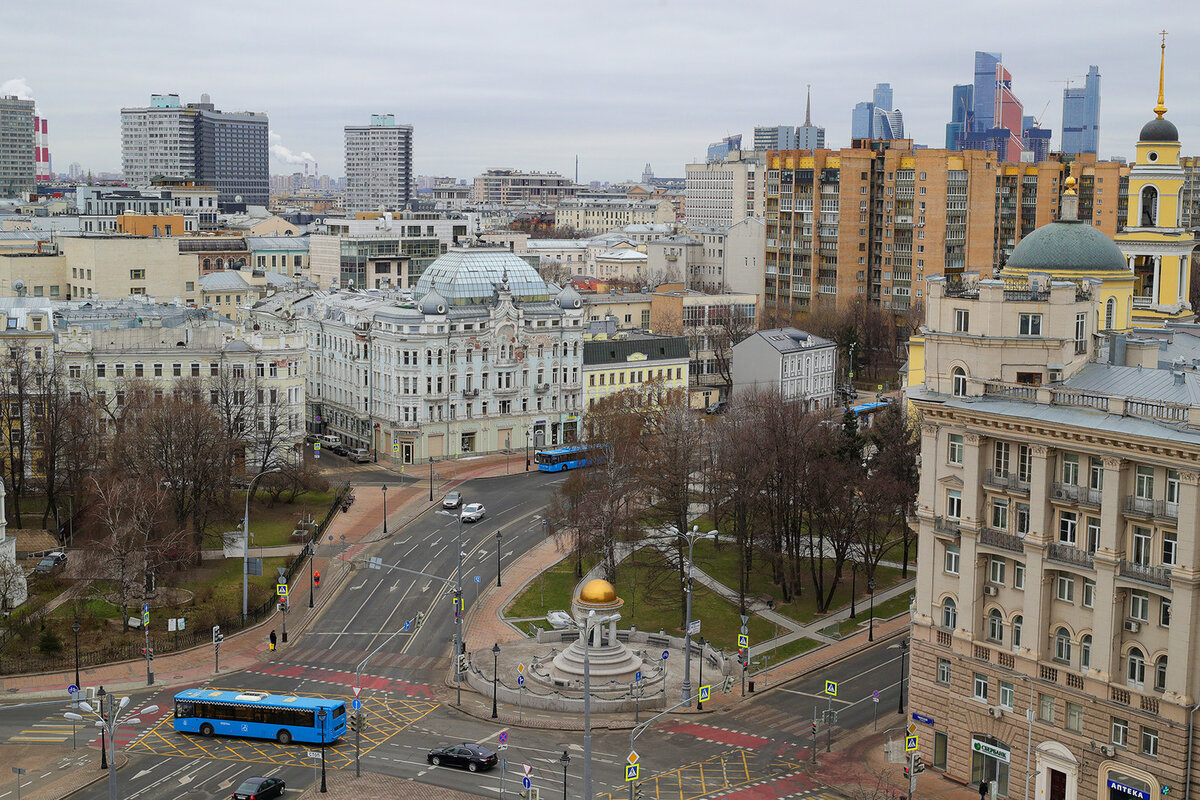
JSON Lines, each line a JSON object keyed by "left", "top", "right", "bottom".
{"left": 2, "top": 0, "right": 1197, "bottom": 182}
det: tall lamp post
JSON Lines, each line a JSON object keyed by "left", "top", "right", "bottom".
{"left": 95, "top": 687, "right": 107, "bottom": 770}
{"left": 317, "top": 708, "right": 328, "bottom": 793}
{"left": 897, "top": 637, "right": 909, "bottom": 714}
{"left": 491, "top": 642, "right": 501, "bottom": 719}
{"left": 551, "top": 609, "right": 617, "bottom": 800}
{"left": 71, "top": 619, "right": 81, "bottom": 691}
{"left": 65, "top": 691, "right": 157, "bottom": 800}
{"left": 381, "top": 485, "right": 388, "bottom": 536}
{"left": 428, "top": 456, "right": 434, "bottom": 502}
{"left": 243, "top": 465, "right": 281, "bottom": 623}
{"left": 308, "top": 538, "right": 316, "bottom": 609}
{"left": 437, "top": 506, "right": 466, "bottom": 705}
{"left": 525, "top": 430, "right": 530, "bottom": 471}
{"left": 849, "top": 562, "right": 857, "bottom": 619}
{"left": 495, "top": 530, "right": 503, "bottom": 587}
{"left": 559, "top": 751, "right": 570, "bottom": 800}
{"left": 868, "top": 579, "right": 876, "bottom": 641}
{"left": 672, "top": 525, "right": 716, "bottom": 708}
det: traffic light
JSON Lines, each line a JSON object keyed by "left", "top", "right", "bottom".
{"left": 913, "top": 755, "right": 925, "bottom": 775}
{"left": 349, "top": 714, "right": 358, "bottom": 733}
{"left": 313, "top": 570, "right": 320, "bottom": 588}
{"left": 811, "top": 721, "right": 818, "bottom": 736}
{"left": 904, "top": 765, "right": 911, "bottom": 780}
{"left": 143, "top": 648, "right": 154, "bottom": 661}
{"left": 212, "top": 625, "right": 223, "bottom": 644}
{"left": 415, "top": 611, "right": 425, "bottom": 629}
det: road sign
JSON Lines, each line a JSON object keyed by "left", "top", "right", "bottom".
{"left": 353, "top": 686, "right": 362, "bottom": 697}
{"left": 627, "top": 750, "right": 639, "bottom": 765}
{"left": 912, "top": 712, "right": 935, "bottom": 726}
{"left": 247, "top": 557, "right": 263, "bottom": 576}
{"left": 523, "top": 777, "right": 532, "bottom": 790}
{"left": 474, "top": 575, "right": 481, "bottom": 583}
{"left": 634, "top": 670, "right": 642, "bottom": 683}
{"left": 872, "top": 689, "right": 880, "bottom": 700}
{"left": 352, "top": 698, "right": 362, "bottom": 711}
{"left": 687, "top": 619, "right": 701, "bottom": 636}
{"left": 67, "top": 684, "right": 78, "bottom": 695}
{"left": 906, "top": 722, "right": 917, "bottom": 736}
{"left": 825, "top": 680, "right": 838, "bottom": 697}
{"left": 11, "top": 768, "right": 24, "bottom": 776}
{"left": 625, "top": 764, "right": 639, "bottom": 782}
{"left": 308, "top": 750, "right": 321, "bottom": 759}
{"left": 905, "top": 735, "right": 919, "bottom": 752}
{"left": 403, "top": 619, "right": 411, "bottom": 632}
{"left": 517, "top": 663, "right": 525, "bottom": 674}
{"left": 740, "top": 614, "right": 749, "bottom": 625}
{"left": 498, "top": 731, "right": 508, "bottom": 744}
{"left": 314, "top": 442, "right": 321, "bottom": 450}
{"left": 517, "top": 676, "right": 525, "bottom": 686}
{"left": 737, "top": 633, "right": 749, "bottom": 648}
{"left": 142, "top": 602, "right": 150, "bottom": 626}
{"left": 522, "top": 762, "right": 532, "bottom": 778}
{"left": 661, "top": 650, "right": 670, "bottom": 660}
{"left": 699, "top": 685, "right": 711, "bottom": 703}
{"left": 276, "top": 584, "right": 289, "bottom": 597}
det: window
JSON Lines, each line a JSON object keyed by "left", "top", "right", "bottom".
{"left": 946, "top": 489, "right": 962, "bottom": 519}
{"left": 1075, "top": 312, "right": 1087, "bottom": 348}
{"left": 1112, "top": 718, "right": 1129, "bottom": 747}
{"left": 991, "top": 499, "right": 1009, "bottom": 530}
{"left": 1142, "top": 727, "right": 1159, "bottom": 757}
{"left": 1017, "top": 445, "right": 1032, "bottom": 482}
{"left": 1061, "top": 454, "right": 1079, "bottom": 486}
{"left": 989, "top": 558, "right": 1006, "bottom": 585}
{"left": 942, "top": 598, "right": 958, "bottom": 628}
{"left": 1105, "top": 297, "right": 1117, "bottom": 330}
{"left": 1018, "top": 313, "right": 1042, "bottom": 335}
{"left": 1013, "top": 562, "right": 1025, "bottom": 590}
{"left": 945, "top": 544, "right": 960, "bottom": 575}
{"left": 1128, "top": 648, "right": 1146, "bottom": 689}
{"left": 954, "top": 309, "right": 969, "bottom": 332}
{"left": 1161, "top": 598, "right": 1172, "bottom": 628}
{"left": 130, "top": 269, "right": 146, "bottom": 280}
{"left": 1016, "top": 503, "right": 1030, "bottom": 536}
{"left": 1012, "top": 615, "right": 1023, "bottom": 649}
{"left": 988, "top": 609, "right": 1004, "bottom": 642}
{"left": 948, "top": 434, "right": 964, "bottom": 464}
{"left": 1067, "top": 702, "right": 1084, "bottom": 732}
{"left": 1086, "top": 517, "right": 1101, "bottom": 554}
{"left": 952, "top": 367, "right": 968, "bottom": 397}
{"left": 1080, "top": 635, "right": 1092, "bottom": 671}
{"left": 1154, "top": 656, "right": 1168, "bottom": 692}
{"left": 973, "top": 673, "right": 988, "bottom": 702}
{"left": 1083, "top": 579, "right": 1095, "bottom": 608}
{"left": 1167, "top": 469, "right": 1180, "bottom": 506}
{"left": 1039, "top": 694, "right": 1055, "bottom": 723}
{"left": 1090, "top": 457, "right": 1104, "bottom": 491}
{"left": 1136, "top": 465, "right": 1155, "bottom": 500}
{"left": 1130, "top": 591, "right": 1149, "bottom": 621}
{"left": 1059, "top": 511, "right": 1077, "bottom": 544}
{"left": 1132, "top": 527, "right": 1152, "bottom": 566}
{"left": 993, "top": 442, "right": 1010, "bottom": 476}
{"left": 1054, "top": 628, "right": 1072, "bottom": 662}
{"left": 937, "top": 658, "right": 951, "bottom": 685}
{"left": 1163, "top": 530, "right": 1177, "bottom": 566}
{"left": 999, "top": 681, "right": 1014, "bottom": 710}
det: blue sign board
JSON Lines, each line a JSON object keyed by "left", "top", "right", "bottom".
{"left": 517, "top": 675, "right": 525, "bottom": 686}
{"left": 522, "top": 778, "right": 532, "bottom": 790}
{"left": 1108, "top": 782, "right": 1150, "bottom": 800}
{"left": 352, "top": 698, "right": 362, "bottom": 711}
{"left": 403, "top": 620, "right": 411, "bottom": 632}
{"left": 911, "top": 712, "right": 935, "bottom": 726}
{"left": 475, "top": 575, "right": 481, "bottom": 583}
{"left": 635, "top": 671, "right": 642, "bottom": 682}
{"left": 498, "top": 731, "right": 508, "bottom": 744}
{"left": 67, "top": 684, "right": 78, "bottom": 695}
{"left": 661, "top": 650, "right": 670, "bottom": 660}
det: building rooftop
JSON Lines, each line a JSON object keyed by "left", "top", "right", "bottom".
{"left": 583, "top": 334, "right": 689, "bottom": 365}
{"left": 414, "top": 248, "right": 548, "bottom": 305}
{"left": 245, "top": 236, "right": 309, "bottom": 251}
{"left": 749, "top": 327, "right": 835, "bottom": 355}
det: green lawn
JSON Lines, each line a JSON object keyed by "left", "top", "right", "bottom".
{"left": 690, "top": 539, "right": 908, "bottom": 625}
{"left": 837, "top": 592, "right": 914, "bottom": 636}
{"left": 238, "top": 491, "right": 337, "bottom": 548}
{"left": 757, "top": 636, "right": 822, "bottom": 665}
{"left": 505, "top": 556, "right": 586, "bottom": 619}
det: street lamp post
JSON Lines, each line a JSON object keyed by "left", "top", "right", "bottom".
{"left": 491, "top": 642, "right": 500, "bottom": 719}
{"left": 243, "top": 465, "right": 281, "bottom": 623}
{"left": 559, "top": 751, "right": 570, "bottom": 800}
{"left": 495, "top": 530, "right": 502, "bottom": 588}
{"left": 897, "top": 637, "right": 909, "bottom": 714}
{"left": 437, "top": 506, "right": 466, "bottom": 706}
{"left": 672, "top": 525, "right": 715, "bottom": 708}
{"left": 308, "top": 539, "right": 316, "bottom": 609}
{"left": 551, "top": 609, "right": 617, "bottom": 800}
{"left": 850, "top": 563, "right": 857, "bottom": 618}
{"left": 317, "top": 708, "right": 328, "bottom": 793}
{"left": 71, "top": 619, "right": 81, "bottom": 691}
{"left": 381, "top": 485, "right": 388, "bottom": 536}
{"left": 96, "top": 686, "right": 107, "bottom": 770}
{"left": 525, "top": 431, "right": 530, "bottom": 471}
{"left": 868, "top": 580, "right": 876, "bottom": 641}
{"left": 428, "top": 456, "right": 434, "bottom": 502}
{"left": 65, "top": 690, "right": 157, "bottom": 800}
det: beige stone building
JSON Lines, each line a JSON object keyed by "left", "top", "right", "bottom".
{"left": 553, "top": 199, "right": 674, "bottom": 235}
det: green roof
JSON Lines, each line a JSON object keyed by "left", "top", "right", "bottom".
{"left": 1002, "top": 219, "right": 1129, "bottom": 275}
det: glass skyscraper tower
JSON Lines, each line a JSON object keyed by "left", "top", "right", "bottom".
{"left": 1061, "top": 65, "right": 1101, "bottom": 155}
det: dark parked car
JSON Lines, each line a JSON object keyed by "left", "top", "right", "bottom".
{"left": 705, "top": 400, "right": 727, "bottom": 415}
{"left": 232, "top": 776, "right": 285, "bottom": 800}
{"left": 34, "top": 552, "right": 67, "bottom": 574}
{"left": 330, "top": 443, "right": 350, "bottom": 456}
{"left": 427, "top": 742, "right": 499, "bottom": 772}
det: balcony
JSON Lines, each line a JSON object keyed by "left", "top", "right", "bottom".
{"left": 979, "top": 527, "right": 1025, "bottom": 554}
{"left": 1123, "top": 496, "right": 1179, "bottom": 521}
{"left": 1051, "top": 483, "right": 1103, "bottom": 508}
{"left": 1118, "top": 560, "right": 1172, "bottom": 588}
{"left": 461, "top": 388, "right": 479, "bottom": 398}
{"left": 984, "top": 469, "right": 1030, "bottom": 492}
{"left": 493, "top": 384, "right": 518, "bottom": 395}
{"left": 1047, "top": 543, "right": 1095, "bottom": 570}
{"left": 534, "top": 383, "right": 550, "bottom": 394}
{"left": 933, "top": 516, "right": 960, "bottom": 536}
{"left": 1132, "top": 295, "right": 1155, "bottom": 308}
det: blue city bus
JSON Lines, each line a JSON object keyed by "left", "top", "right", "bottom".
{"left": 848, "top": 400, "right": 892, "bottom": 429}
{"left": 172, "top": 688, "right": 346, "bottom": 745}
{"left": 535, "top": 444, "right": 603, "bottom": 472}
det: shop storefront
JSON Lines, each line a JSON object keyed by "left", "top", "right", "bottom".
{"left": 1103, "top": 770, "right": 1154, "bottom": 800}
{"left": 971, "top": 736, "right": 1011, "bottom": 797}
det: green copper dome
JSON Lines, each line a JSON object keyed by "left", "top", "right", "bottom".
{"left": 1002, "top": 219, "right": 1129, "bottom": 275}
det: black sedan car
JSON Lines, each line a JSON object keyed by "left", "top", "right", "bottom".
{"left": 232, "top": 776, "right": 285, "bottom": 800}
{"left": 427, "top": 742, "right": 499, "bottom": 772}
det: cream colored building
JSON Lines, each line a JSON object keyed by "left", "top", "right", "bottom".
{"left": 582, "top": 333, "right": 689, "bottom": 410}
{"left": 580, "top": 291, "right": 653, "bottom": 331}
{"left": 59, "top": 237, "right": 197, "bottom": 302}
{"left": 684, "top": 151, "right": 766, "bottom": 228}
{"left": 554, "top": 199, "right": 674, "bottom": 235}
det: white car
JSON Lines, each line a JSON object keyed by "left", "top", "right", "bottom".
{"left": 460, "top": 503, "right": 486, "bottom": 523}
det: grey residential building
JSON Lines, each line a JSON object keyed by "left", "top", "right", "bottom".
{"left": 344, "top": 114, "right": 414, "bottom": 212}
{"left": 0, "top": 95, "right": 35, "bottom": 199}
{"left": 731, "top": 327, "right": 837, "bottom": 409}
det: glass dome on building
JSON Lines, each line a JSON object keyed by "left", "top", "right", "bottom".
{"left": 414, "top": 248, "right": 550, "bottom": 306}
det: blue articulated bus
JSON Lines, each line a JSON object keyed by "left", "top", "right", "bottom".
{"left": 173, "top": 688, "right": 346, "bottom": 745}
{"left": 535, "top": 444, "right": 603, "bottom": 472}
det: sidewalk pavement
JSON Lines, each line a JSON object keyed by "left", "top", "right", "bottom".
{"left": 295, "top": 769, "right": 488, "bottom": 799}
{"left": 0, "top": 453, "right": 525, "bottom": 702}
{"left": 0, "top": 743, "right": 126, "bottom": 800}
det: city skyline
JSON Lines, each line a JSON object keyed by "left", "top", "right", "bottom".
{"left": 1, "top": 0, "right": 1196, "bottom": 184}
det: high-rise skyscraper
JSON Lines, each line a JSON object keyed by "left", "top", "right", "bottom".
{"left": 121, "top": 93, "right": 269, "bottom": 207}
{"left": 754, "top": 126, "right": 797, "bottom": 152}
{"left": 945, "top": 84, "right": 974, "bottom": 150}
{"left": 0, "top": 95, "right": 35, "bottom": 198}
{"left": 851, "top": 84, "right": 903, "bottom": 141}
{"left": 1061, "top": 65, "right": 1101, "bottom": 155}
{"left": 972, "top": 51, "right": 1002, "bottom": 132}
{"left": 796, "top": 86, "right": 826, "bottom": 150}
{"left": 872, "top": 83, "right": 893, "bottom": 114}
{"left": 958, "top": 54, "right": 1028, "bottom": 162}
{"left": 344, "top": 114, "right": 414, "bottom": 212}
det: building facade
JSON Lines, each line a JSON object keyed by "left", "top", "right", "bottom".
{"left": 471, "top": 169, "right": 577, "bottom": 205}
{"left": 684, "top": 152, "right": 766, "bottom": 229}
{"left": 1062, "top": 66, "right": 1102, "bottom": 156}
{"left": 0, "top": 95, "right": 35, "bottom": 199}
{"left": 554, "top": 199, "right": 674, "bottom": 236}
{"left": 582, "top": 333, "right": 689, "bottom": 410}
{"left": 731, "top": 327, "right": 836, "bottom": 408}
{"left": 344, "top": 114, "right": 414, "bottom": 212}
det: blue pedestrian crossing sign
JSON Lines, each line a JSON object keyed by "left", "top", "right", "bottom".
{"left": 825, "top": 680, "right": 838, "bottom": 697}
{"left": 699, "top": 685, "right": 711, "bottom": 703}
{"left": 522, "top": 777, "right": 532, "bottom": 790}
{"left": 625, "top": 764, "right": 639, "bottom": 782}
{"left": 352, "top": 698, "right": 362, "bottom": 711}
{"left": 737, "top": 633, "right": 749, "bottom": 648}
{"left": 906, "top": 735, "right": 919, "bottom": 752}
{"left": 142, "top": 602, "right": 150, "bottom": 626}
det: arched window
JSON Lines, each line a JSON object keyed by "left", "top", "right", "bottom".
{"left": 1080, "top": 634, "right": 1092, "bottom": 671}
{"left": 952, "top": 367, "right": 967, "bottom": 397}
{"left": 942, "top": 598, "right": 957, "bottom": 629}
{"left": 203, "top": 258, "right": 211, "bottom": 270}
{"left": 1104, "top": 297, "right": 1116, "bottom": 330}
{"left": 216, "top": 258, "right": 224, "bottom": 269}
{"left": 988, "top": 610, "right": 1003, "bottom": 643}
{"left": 1127, "top": 647, "right": 1146, "bottom": 689}
{"left": 437, "top": 349, "right": 443, "bottom": 366}
{"left": 426, "top": 350, "right": 432, "bottom": 366}
{"left": 1011, "top": 615, "right": 1023, "bottom": 650}
{"left": 1154, "top": 656, "right": 1168, "bottom": 692}
{"left": 1141, "top": 185, "right": 1158, "bottom": 227}
{"left": 1054, "top": 628, "right": 1072, "bottom": 663}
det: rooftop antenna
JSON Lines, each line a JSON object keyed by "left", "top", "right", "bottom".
{"left": 575, "top": 155, "right": 578, "bottom": 184}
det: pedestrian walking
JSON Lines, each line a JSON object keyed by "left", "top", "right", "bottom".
{"left": 269, "top": 629, "right": 277, "bottom": 651}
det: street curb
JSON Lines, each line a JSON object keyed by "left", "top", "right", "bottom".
{"left": 56, "top": 753, "right": 128, "bottom": 800}
{"left": 745, "top": 624, "right": 908, "bottom": 703}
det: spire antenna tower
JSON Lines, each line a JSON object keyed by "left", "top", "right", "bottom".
{"left": 1154, "top": 29, "right": 1168, "bottom": 118}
